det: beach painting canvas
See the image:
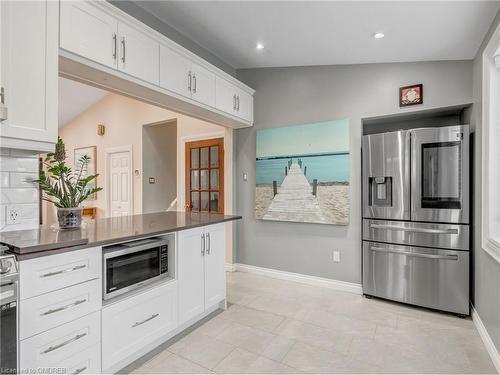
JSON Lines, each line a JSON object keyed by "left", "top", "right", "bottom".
{"left": 255, "top": 119, "right": 350, "bottom": 225}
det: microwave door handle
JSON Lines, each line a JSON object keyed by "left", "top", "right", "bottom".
{"left": 370, "top": 246, "right": 458, "bottom": 260}
{"left": 369, "top": 224, "right": 458, "bottom": 235}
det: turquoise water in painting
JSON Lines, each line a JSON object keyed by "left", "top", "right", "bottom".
{"left": 256, "top": 153, "right": 350, "bottom": 185}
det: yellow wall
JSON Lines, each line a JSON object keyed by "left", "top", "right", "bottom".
{"left": 49, "top": 93, "right": 234, "bottom": 262}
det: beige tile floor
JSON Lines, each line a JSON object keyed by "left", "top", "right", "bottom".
{"left": 128, "top": 271, "right": 496, "bottom": 374}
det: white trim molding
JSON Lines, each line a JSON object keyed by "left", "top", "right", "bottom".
{"left": 233, "top": 263, "right": 362, "bottom": 295}
{"left": 225, "top": 263, "right": 236, "bottom": 272}
{"left": 481, "top": 20, "right": 500, "bottom": 265}
{"left": 471, "top": 305, "right": 500, "bottom": 373}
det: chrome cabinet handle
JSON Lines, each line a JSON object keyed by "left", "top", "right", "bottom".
{"left": 40, "top": 264, "right": 86, "bottom": 278}
{"left": 201, "top": 233, "right": 205, "bottom": 256}
{"left": 206, "top": 232, "right": 210, "bottom": 255}
{"left": 121, "top": 37, "right": 126, "bottom": 63}
{"left": 370, "top": 246, "right": 458, "bottom": 260}
{"left": 112, "top": 33, "right": 117, "bottom": 60}
{"left": 0, "top": 87, "right": 7, "bottom": 122}
{"left": 40, "top": 299, "right": 87, "bottom": 316}
{"left": 233, "top": 94, "right": 236, "bottom": 110}
{"left": 193, "top": 74, "right": 197, "bottom": 93}
{"left": 132, "top": 313, "right": 159, "bottom": 328}
{"left": 41, "top": 332, "right": 87, "bottom": 354}
{"left": 369, "top": 224, "right": 458, "bottom": 235}
{"left": 237, "top": 95, "right": 240, "bottom": 111}
{"left": 188, "top": 71, "right": 192, "bottom": 91}
{"left": 73, "top": 366, "right": 87, "bottom": 375}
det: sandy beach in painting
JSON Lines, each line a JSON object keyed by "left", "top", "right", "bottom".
{"left": 255, "top": 182, "right": 349, "bottom": 225}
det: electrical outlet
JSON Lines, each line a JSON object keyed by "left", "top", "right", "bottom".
{"left": 8, "top": 208, "right": 18, "bottom": 224}
{"left": 333, "top": 250, "right": 341, "bottom": 263}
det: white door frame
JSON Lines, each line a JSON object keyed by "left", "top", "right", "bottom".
{"left": 105, "top": 145, "right": 133, "bottom": 217}
{"left": 180, "top": 131, "right": 225, "bottom": 211}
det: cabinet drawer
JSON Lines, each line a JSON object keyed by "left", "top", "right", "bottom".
{"left": 20, "top": 311, "right": 100, "bottom": 370}
{"left": 20, "top": 279, "right": 102, "bottom": 340}
{"left": 58, "top": 344, "right": 101, "bottom": 375}
{"left": 102, "top": 281, "right": 178, "bottom": 370}
{"left": 19, "top": 247, "right": 101, "bottom": 300}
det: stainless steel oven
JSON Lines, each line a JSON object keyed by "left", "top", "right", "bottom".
{"left": 411, "top": 126, "right": 469, "bottom": 224}
{"left": 103, "top": 235, "right": 173, "bottom": 300}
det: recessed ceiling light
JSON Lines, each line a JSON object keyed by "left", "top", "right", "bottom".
{"left": 256, "top": 43, "right": 265, "bottom": 50}
{"left": 373, "top": 32, "right": 385, "bottom": 39}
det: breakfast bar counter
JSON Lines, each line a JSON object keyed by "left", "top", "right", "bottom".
{"left": 0, "top": 211, "right": 241, "bottom": 259}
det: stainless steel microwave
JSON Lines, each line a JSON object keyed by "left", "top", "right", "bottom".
{"left": 103, "top": 235, "right": 173, "bottom": 300}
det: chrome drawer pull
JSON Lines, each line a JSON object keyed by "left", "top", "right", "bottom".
{"left": 41, "top": 332, "right": 87, "bottom": 354}
{"left": 40, "top": 299, "right": 87, "bottom": 316}
{"left": 132, "top": 313, "right": 159, "bottom": 328}
{"left": 73, "top": 366, "right": 87, "bottom": 375}
{"left": 40, "top": 264, "right": 86, "bottom": 278}
{"left": 370, "top": 246, "right": 458, "bottom": 260}
{"left": 369, "top": 224, "right": 458, "bottom": 235}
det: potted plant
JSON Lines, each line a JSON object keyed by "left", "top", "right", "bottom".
{"left": 37, "top": 137, "right": 102, "bottom": 229}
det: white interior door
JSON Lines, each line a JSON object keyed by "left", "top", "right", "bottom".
{"left": 107, "top": 149, "right": 132, "bottom": 217}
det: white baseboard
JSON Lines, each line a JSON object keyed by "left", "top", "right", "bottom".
{"left": 225, "top": 263, "right": 236, "bottom": 272}
{"left": 233, "top": 263, "right": 362, "bottom": 295}
{"left": 471, "top": 305, "right": 500, "bottom": 373}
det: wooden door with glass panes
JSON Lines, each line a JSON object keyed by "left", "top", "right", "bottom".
{"left": 185, "top": 138, "right": 224, "bottom": 214}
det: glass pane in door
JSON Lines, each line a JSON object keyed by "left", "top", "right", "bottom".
{"left": 421, "top": 141, "right": 461, "bottom": 209}
{"left": 191, "top": 192, "right": 199, "bottom": 211}
{"left": 200, "top": 147, "right": 209, "bottom": 168}
{"left": 191, "top": 171, "right": 199, "bottom": 190}
{"left": 210, "top": 169, "right": 219, "bottom": 189}
{"left": 210, "top": 192, "right": 219, "bottom": 212}
{"left": 201, "top": 192, "right": 209, "bottom": 211}
{"left": 200, "top": 170, "right": 209, "bottom": 189}
{"left": 210, "top": 146, "right": 219, "bottom": 167}
{"left": 191, "top": 148, "right": 199, "bottom": 168}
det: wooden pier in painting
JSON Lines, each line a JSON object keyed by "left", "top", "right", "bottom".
{"left": 263, "top": 163, "right": 327, "bottom": 223}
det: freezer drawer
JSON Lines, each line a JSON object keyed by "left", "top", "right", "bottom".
{"left": 362, "top": 241, "right": 469, "bottom": 315}
{"left": 363, "top": 219, "right": 469, "bottom": 250}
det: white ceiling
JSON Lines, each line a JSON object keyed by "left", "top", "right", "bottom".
{"left": 136, "top": 1, "right": 500, "bottom": 69}
{"left": 58, "top": 77, "right": 108, "bottom": 128}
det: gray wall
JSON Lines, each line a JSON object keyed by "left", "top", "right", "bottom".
{"left": 142, "top": 122, "right": 177, "bottom": 214}
{"left": 235, "top": 61, "right": 473, "bottom": 284}
{"left": 110, "top": 1, "right": 236, "bottom": 77}
{"left": 471, "top": 9, "right": 500, "bottom": 352}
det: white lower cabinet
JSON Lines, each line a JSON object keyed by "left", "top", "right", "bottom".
{"left": 58, "top": 345, "right": 101, "bottom": 375}
{"left": 178, "top": 224, "right": 226, "bottom": 325}
{"left": 19, "top": 246, "right": 101, "bottom": 300}
{"left": 20, "top": 279, "right": 102, "bottom": 340}
{"left": 20, "top": 311, "right": 100, "bottom": 370}
{"left": 101, "top": 281, "right": 178, "bottom": 371}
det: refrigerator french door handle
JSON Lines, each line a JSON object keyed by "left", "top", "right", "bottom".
{"left": 369, "top": 224, "right": 458, "bottom": 235}
{"left": 369, "top": 246, "right": 458, "bottom": 260}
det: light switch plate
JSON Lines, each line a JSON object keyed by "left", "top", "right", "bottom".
{"left": 243, "top": 172, "right": 248, "bottom": 181}
{"left": 333, "top": 250, "right": 341, "bottom": 263}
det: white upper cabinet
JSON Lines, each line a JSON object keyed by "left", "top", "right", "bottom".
{"left": 117, "top": 22, "right": 159, "bottom": 85}
{"left": 215, "top": 77, "right": 253, "bottom": 123}
{"left": 160, "top": 46, "right": 215, "bottom": 107}
{"left": 0, "top": 0, "right": 58, "bottom": 151}
{"left": 59, "top": 1, "right": 254, "bottom": 128}
{"left": 159, "top": 45, "right": 192, "bottom": 99}
{"left": 191, "top": 63, "right": 216, "bottom": 107}
{"left": 60, "top": 1, "right": 118, "bottom": 69}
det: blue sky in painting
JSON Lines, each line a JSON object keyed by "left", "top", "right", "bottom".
{"left": 256, "top": 119, "right": 349, "bottom": 158}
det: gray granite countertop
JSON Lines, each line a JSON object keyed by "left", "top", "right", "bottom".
{"left": 0, "top": 211, "right": 241, "bottom": 260}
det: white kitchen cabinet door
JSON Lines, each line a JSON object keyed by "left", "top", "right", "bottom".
{"left": 159, "top": 45, "right": 191, "bottom": 99}
{"left": 191, "top": 63, "right": 216, "bottom": 107}
{"left": 102, "top": 281, "right": 178, "bottom": 371}
{"left": 236, "top": 89, "right": 254, "bottom": 123}
{"left": 178, "top": 226, "right": 205, "bottom": 325}
{"left": 60, "top": 1, "right": 118, "bottom": 69}
{"left": 215, "top": 77, "right": 237, "bottom": 115}
{"left": 204, "top": 224, "right": 226, "bottom": 308}
{"left": 118, "top": 22, "right": 159, "bottom": 85}
{"left": 0, "top": 0, "right": 58, "bottom": 146}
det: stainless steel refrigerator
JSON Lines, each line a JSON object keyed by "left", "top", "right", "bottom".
{"left": 362, "top": 125, "right": 470, "bottom": 315}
